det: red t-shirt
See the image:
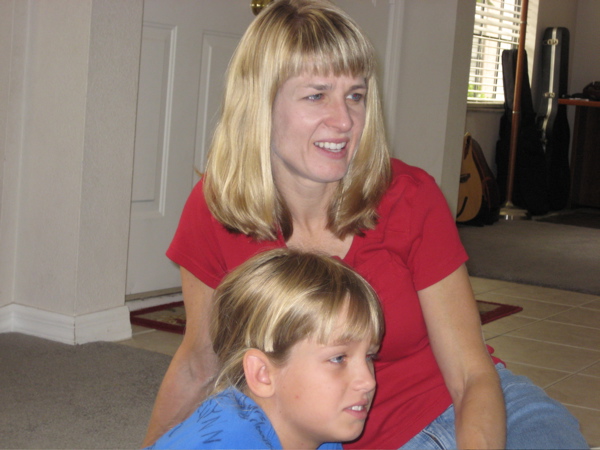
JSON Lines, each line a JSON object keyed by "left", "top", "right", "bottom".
{"left": 167, "top": 158, "right": 469, "bottom": 448}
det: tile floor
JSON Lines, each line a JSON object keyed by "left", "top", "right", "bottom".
{"left": 120, "top": 277, "right": 600, "bottom": 448}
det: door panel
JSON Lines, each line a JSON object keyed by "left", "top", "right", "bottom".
{"left": 126, "top": 1, "right": 253, "bottom": 295}
{"left": 194, "top": 32, "right": 243, "bottom": 178}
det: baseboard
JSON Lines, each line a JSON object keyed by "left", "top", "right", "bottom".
{"left": 0, "top": 304, "right": 132, "bottom": 345}
{"left": 126, "top": 291, "right": 183, "bottom": 312}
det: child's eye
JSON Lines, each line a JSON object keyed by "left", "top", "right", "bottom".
{"left": 329, "top": 355, "right": 346, "bottom": 364}
{"left": 366, "top": 353, "right": 379, "bottom": 363}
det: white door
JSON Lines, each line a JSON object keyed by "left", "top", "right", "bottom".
{"left": 126, "top": 1, "right": 254, "bottom": 295}
{"left": 126, "top": 0, "right": 396, "bottom": 296}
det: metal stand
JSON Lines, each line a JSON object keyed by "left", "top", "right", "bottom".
{"left": 499, "top": 200, "right": 531, "bottom": 220}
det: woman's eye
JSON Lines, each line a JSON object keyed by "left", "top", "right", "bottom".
{"left": 348, "top": 92, "right": 364, "bottom": 102}
{"left": 307, "top": 93, "right": 323, "bottom": 101}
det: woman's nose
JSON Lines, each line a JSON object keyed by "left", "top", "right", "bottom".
{"left": 325, "top": 99, "right": 353, "bottom": 131}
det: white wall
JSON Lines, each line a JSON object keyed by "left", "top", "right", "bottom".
{"left": 0, "top": 2, "right": 11, "bottom": 222}
{"left": 570, "top": 0, "right": 600, "bottom": 97}
{"left": 0, "top": 0, "right": 143, "bottom": 343}
{"left": 390, "top": 0, "right": 475, "bottom": 213}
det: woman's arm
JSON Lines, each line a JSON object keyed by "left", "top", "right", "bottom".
{"left": 418, "top": 264, "right": 506, "bottom": 449}
{"left": 142, "top": 267, "right": 219, "bottom": 447}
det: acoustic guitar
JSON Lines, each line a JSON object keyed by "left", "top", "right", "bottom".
{"left": 456, "top": 133, "right": 483, "bottom": 223}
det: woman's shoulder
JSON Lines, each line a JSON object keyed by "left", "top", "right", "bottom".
{"left": 389, "top": 158, "right": 436, "bottom": 187}
{"left": 186, "top": 177, "right": 209, "bottom": 208}
{"left": 383, "top": 158, "right": 439, "bottom": 203}
{"left": 179, "top": 177, "right": 223, "bottom": 227}
{"left": 369, "top": 158, "right": 451, "bottom": 234}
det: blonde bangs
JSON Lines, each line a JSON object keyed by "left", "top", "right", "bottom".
{"left": 236, "top": 251, "right": 384, "bottom": 360}
{"left": 309, "top": 281, "right": 384, "bottom": 348}
{"left": 268, "top": 5, "right": 376, "bottom": 83}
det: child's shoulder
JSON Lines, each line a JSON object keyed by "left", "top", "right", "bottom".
{"left": 148, "top": 388, "right": 342, "bottom": 449}
{"left": 147, "top": 388, "right": 281, "bottom": 449}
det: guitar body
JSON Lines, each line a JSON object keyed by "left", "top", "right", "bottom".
{"left": 457, "top": 133, "right": 483, "bottom": 223}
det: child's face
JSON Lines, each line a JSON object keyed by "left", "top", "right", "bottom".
{"left": 268, "top": 334, "right": 378, "bottom": 449}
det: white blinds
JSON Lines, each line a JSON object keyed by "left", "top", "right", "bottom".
{"left": 468, "top": 0, "right": 522, "bottom": 104}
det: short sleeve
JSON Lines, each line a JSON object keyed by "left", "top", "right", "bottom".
{"left": 166, "top": 180, "right": 281, "bottom": 289}
{"left": 407, "top": 172, "right": 468, "bottom": 291}
{"left": 166, "top": 180, "right": 227, "bottom": 289}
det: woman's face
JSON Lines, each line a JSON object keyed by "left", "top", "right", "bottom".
{"left": 270, "top": 72, "right": 367, "bottom": 192}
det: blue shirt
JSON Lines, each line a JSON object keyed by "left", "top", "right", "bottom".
{"left": 147, "top": 388, "right": 342, "bottom": 449}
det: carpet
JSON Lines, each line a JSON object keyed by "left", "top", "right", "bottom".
{"left": 537, "top": 208, "right": 600, "bottom": 229}
{"left": 0, "top": 332, "right": 171, "bottom": 449}
{"left": 459, "top": 217, "right": 600, "bottom": 295}
{"left": 130, "top": 299, "right": 522, "bottom": 334}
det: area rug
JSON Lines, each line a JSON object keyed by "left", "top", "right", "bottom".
{"left": 130, "top": 299, "right": 522, "bottom": 334}
{"left": 130, "top": 301, "right": 186, "bottom": 334}
{"left": 459, "top": 219, "right": 600, "bottom": 295}
{"left": 477, "top": 300, "right": 523, "bottom": 325}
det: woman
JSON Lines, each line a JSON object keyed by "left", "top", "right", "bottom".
{"left": 143, "top": 1, "right": 588, "bottom": 449}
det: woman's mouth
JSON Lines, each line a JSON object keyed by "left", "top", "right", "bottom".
{"left": 314, "top": 141, "right": 347, "bottom": 152}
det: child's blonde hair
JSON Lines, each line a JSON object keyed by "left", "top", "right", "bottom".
{"left": 209, "top": 248, "right": 384, "bottom": 395}
{"left": 203, "top": 0, "right": 391, "bottom": 241}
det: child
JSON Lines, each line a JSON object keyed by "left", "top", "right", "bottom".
{"left": 147, "top": 249, "right": 384, "bottom": 449}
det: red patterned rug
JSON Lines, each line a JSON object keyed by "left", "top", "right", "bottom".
{"left": 130, "top": 300, "right": 522, "bottom": 334}
{"left": 477, "top": 299, "right": 523, "bottom": 325}
{"left": 130, "top": 302, "right": 186, "bottom": 334}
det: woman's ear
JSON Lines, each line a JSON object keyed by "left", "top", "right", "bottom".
{"left": 243, "top": 349, "right": 276, "bottom": 398}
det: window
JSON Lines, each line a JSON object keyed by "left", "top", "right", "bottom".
{"left": 468, "top": 0, "right": 522, "bottom": 104}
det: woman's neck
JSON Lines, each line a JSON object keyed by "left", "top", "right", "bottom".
{"left": 275, "top": 178, "right": 353, "bottom": 258}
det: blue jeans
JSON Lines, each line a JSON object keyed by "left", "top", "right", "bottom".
{"left": 400, "top": 364, "right": 589, "bottom": 449}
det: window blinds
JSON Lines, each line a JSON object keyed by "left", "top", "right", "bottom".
{"left": 468, "top": 0, "right": 522, "bottom": 104}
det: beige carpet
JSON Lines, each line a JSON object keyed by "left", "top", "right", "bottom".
{"left": 0, "top": 332, "right": 170, "bottom": 449}
{"left": 458, "top": 217, "right": 600, "bottom": 295}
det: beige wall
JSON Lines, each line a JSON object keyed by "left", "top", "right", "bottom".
{"left": 0, "top": 0, "right": 143, "bottom": 343}
{"left": 390, "top": 0, "right": 474, "bottom": 214}
{"left": 571, "top": 0, "right": 600, "bottom": 96}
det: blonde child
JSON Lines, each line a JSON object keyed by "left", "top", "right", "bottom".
{"left": 147, "top": 249, "right": 384, "bottom": 449}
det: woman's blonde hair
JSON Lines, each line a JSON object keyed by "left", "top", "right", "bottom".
{"left": 203, "top": 0, "right": 391, "bottom": 241}
{"left": 209, "top": 248, "right": 384, "bottom": 395}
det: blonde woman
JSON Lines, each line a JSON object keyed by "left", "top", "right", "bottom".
{"left": 147, "top": 249, "right": 384, "bottom": 449}
{"left": 145, "top": 1, "right": 588, "bottom": 449}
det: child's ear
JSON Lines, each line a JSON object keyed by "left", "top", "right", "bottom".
{"left": 243, "top": 349, "right": 276, "bottom": 398}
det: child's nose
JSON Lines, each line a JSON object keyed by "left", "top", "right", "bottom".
{"left": 354, "top": 361, "right": 376, "bottom": 392}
